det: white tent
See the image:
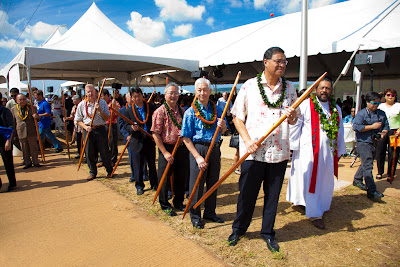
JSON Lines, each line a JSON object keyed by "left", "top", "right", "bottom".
{"left": 0, "top": 3, "right": 198, "bottom": 86}
{"left": 155, "top": 0, "right": 400, "bottom": 85}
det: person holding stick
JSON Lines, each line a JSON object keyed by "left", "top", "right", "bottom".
{"left": 123, "top": 87, "right": 157, "bottom": 195}
{"left": 181, "top": 78, "right": 228, "bottom": 229}
{"left": 64, "top": 95, "right": 82, "bottom": 159}
{"left": 74, "top": 84, "right": 113, "bottom": 181}
{"left": 151, "top": 83, "right": 189, "bottom": 216}
{"left": 11, "top": 94, "right": 41, "bottom": 169}
{"left": 227, "top": 47, "right": 298, "bottom": 252}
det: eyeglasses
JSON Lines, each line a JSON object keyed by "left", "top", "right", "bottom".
{"left": 369, "top": 101, "right": 381, "bottom": 105}
{"left": 270, "top": 59, "right": 288, "bottom": 66}
{"left": 386, "top": 94, "right": 396, "bottom": 97}
{"left": 167, "top": 92, "right": 179, "bottom": 96}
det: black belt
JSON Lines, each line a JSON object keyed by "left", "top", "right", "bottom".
{"left": 194, "top": 140, "right": 222, "bottom": 147}
{"left": 91, "top": 125, "right": 105, "bottom": 129}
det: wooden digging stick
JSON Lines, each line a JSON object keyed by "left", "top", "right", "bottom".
{"left": 182, "top": 71, "right": 241, "bottom": 218}
{"left": 77, "top": 80, "right": 106, "bottom": 170}
{"left": 62, "top": 93, "right": 71, "bottom": 159}
{"left": 110, "top": 134, "right": 132, "bottom": 177}
{"left": 27, "top": 82, "right": 45, "bottom": 162}
{"left": 147, "top": 89, "right": 156, "bottom": 103}
{"left": 390, "top": 135, "right": 397, "bottom": 184}
{"left": 152, "top": 137, "right": 181, "bottom": 204}
{"left": 193, "top": 72, "right": 328, "bottom": 210}
{"left": 108, "top": 110, "right": 113, "bottom": 142}
{"left": 109, "top": 106, "right": 154, "bottom": 140}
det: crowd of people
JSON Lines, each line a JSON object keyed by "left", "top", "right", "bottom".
{"left": 0, "top": 46, "right": 397, "bottom": 254}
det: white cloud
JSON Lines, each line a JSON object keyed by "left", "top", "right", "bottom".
{"left": 0, "top": 10, "right": 21, "bottom": 36}
{"left": 172, "top": 24, "right": 193, "bottom": 37}
{"left": 206, "top": 17, "right": 215, "bottom": 27}
{"left": 0, "top": 37, "right": 35, "bottom": 52}
{"left": 205, "top": 0, "right": 214, "bottom": 4}
{"left": 228, "top": 0, "right": 243, "bottom": 7}
{"left": 254, "top": 0, "right": 271, "bottom": 9}
{"left": 22, "top": 21, "right": 60, "bottom": 41}
{"left": 127, "top": 11, "right": 168, "bottom": 46}
{"left": 155, "top": 0, "right": 205, "bottom": 21}
{"left": 310, "top": 0, "right": 337, "bottom": 9}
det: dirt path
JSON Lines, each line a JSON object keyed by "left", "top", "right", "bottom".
{"left": 0, "top": 152, "right": 226, "bottom": 266}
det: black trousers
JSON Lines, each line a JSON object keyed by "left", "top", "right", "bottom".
{"left": 105, "top": 123, "right": 118, "bottom": 164}
{"left": 232, "top": 160, "right": 287, "bottom": 240}
{"left": 131, "top": 138, "right": 158, "bottom": 189}
{"left": 0, "top": 146, "right": 16, "bottom": 187}
{"left": 376, "top": 129, "right": 399, "bottom": 176}
{"left": 83, "top": 126, "right": 113, "bottom": 176}
{"left": 158, "top": 144, "right": 189, "bottom": 210}
{"left": 354, "top": 142, "right": 377, "bottom": 194}
{"left": 76, "top": 132, "right": 82, "bottom": 155}
{"left": 188, "top": 144, "right": 221, "bottom": 223}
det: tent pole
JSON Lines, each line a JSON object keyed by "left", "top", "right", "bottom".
{"left": 355, "top": 68, "right": 363, "bottom": 114}
{"left": 299, "top": 0, "right": 308, "bottom": 92}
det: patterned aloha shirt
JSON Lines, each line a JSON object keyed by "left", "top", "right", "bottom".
{"left": 151, "top": 104, "right": 184, "bottom": 145}
{"left": 231, "top": 72, "right": 297, "bottom": 163}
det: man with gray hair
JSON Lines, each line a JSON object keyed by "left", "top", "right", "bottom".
{"left": 181, "top": 78, "right": 228, "bottom": 229}
{"left": 151, "top": 83, "right": 189, "bottom": 216}
{"left": 74, "top": 84, "right": 113, "bottom": 180}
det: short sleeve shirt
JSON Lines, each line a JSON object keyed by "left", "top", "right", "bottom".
{"left": 74, "top": 98, "right": 110, "bottom": 127}
{"left": 181, "top": 101, "right": 225, "bottom": 143}
{"left": 151, "top": 104, "right": 184, "bottom": 144}
{"left": 37, "top": 99, "right": 52, "bottom": 129}
{"left": 231, "top": 72, "right": 297, "bottom": 163}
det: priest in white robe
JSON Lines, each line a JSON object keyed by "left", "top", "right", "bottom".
{"left": 287, "top": 78, "right": 345, "bottom": 229}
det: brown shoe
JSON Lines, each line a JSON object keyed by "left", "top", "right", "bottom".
{"left": 87, "top": 174, "right": 96, "bottom": 181}
{"left": 311, "top": 219, "right": 326, "bottom": 229}
{"left": 97, "top": 162, "right": 103, "bottom": 167}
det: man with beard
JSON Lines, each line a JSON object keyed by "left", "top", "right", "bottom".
{"left": 287, "top": 78, "right": 346, "bottom": 229}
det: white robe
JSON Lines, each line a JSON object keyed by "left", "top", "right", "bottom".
{"left": 287, "top": 98, "right": 346, "bottom": 218}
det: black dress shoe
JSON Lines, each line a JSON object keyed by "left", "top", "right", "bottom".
{"left": 353, "top": 181, "right": 367, "bottom": 191}
{"left": 162, "top": 208, "right": 177, "bottom": 217}
{"left": 33, "top": 163, "right": 42, "bottom": 167}
{"left": 228, "top": 232, "right": 242, "bottom": 246}
{"left": 74, "top": 155, "right": 80, "bottom": 159}
{"left": 23, "top": 164, "right": 32, "bottom": 169}
{"left": 264, "top": 238, "right": 280, "bottom": 253}
{"left": 311, "top": 219, "right": 326, "bottom": 229}
{"left": 6, "top": 185, "right": 16, "bottom": 192}
{"left": 129, "top": 178, "right": 134, "bottom": 183}
{"left": 137, "top": 188, "right": 144, "bottom": 195}
{"left": 204, "top": 216, "right": 224, "bottom": 223}
{"left": 173, "top": 203, "right": 186, "bottom": 211}
{"left": 192, "top": 221, "right": 204, "bottom": 229}
{"left": 0, "top": 178, "right": 2, "bottom": 190}
{"left": 367, "top": 191, "right": 384, "bottom": 199}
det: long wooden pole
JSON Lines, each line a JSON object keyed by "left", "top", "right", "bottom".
{"left": 182, "top": 71, "right": 241, "bottom": 218}
{"left": 62, "top": 93, "right": 71, "bottom": 159}
{"left": 27, "top": 82, "right": 45, "bottom": 162}
{"left": 390, "top": 136, "right": 397, "bottom": 184}
{"left": 109, "top": 106, "right": 153, "bottom": 140}
{"left": 152, "top": 137, "right": 181, "bottom": 204}
{"left": 77, "top": 80, "right": 107, "bottom": 170}
{"left": 147, "top": 89, "right": 156, "bottom": 103}
{"left": 193, "top": 72, "right": 328, "bottom": 209}
{"left": 110, "top": 134, "right": 132, "bottom": 177}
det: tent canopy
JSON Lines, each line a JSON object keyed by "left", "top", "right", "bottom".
{"left": 0, "top": 3, "right": 198, "bottom": 86}
{"left": 155, "top": 0, "right": 400, "bottom": 85}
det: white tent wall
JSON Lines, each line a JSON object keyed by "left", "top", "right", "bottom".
{"left": 0, "top": 3, "right": 198, "bottom": 88}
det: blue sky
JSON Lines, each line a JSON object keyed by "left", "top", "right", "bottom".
{"left": 0, "top": 0, "right": 346, "bottom": 93}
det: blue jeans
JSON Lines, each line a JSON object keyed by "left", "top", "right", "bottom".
{"left": 39, "top": 127, "right": 62, "bottom": 149}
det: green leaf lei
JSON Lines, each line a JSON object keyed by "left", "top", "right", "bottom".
{"left": 163, "top": 101, "right": 182, "bottom": 130}
{"left": 257, "top": 72, "right": 287, "bottom": 108}
{"left": 193, "top": 100, "right": 216, "bottom": 130}
{"left": 310, "top": 94, "right": 340, "bottom": 152}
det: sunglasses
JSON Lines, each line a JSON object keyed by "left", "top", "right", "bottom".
{"left": 369, "top": 101, "right": 381, "bottom": 105}
{"left": 386, "top": 94, "right": 396, "bottom": 97}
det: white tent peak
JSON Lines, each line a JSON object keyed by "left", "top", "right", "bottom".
{"left": 43, "top": 2, "right": 155, "bottom": 56}
{"left": 41, "top": 28, "right": 63, "bottom": 47}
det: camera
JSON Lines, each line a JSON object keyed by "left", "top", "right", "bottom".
{"left": 373, "top": 133, "right": 382, "bottom": 140}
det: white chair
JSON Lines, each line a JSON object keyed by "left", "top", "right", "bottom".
{"left": 343, "top": 122, "right": 358, "bottom": 166}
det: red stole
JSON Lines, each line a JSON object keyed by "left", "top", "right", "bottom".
{"left": 309, "top": 98, "right": 339, "bottom": 194}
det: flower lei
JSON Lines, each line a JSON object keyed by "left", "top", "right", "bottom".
{"left": 132, "top": 100, "right": 149, "bottom": 124}
{"left": 164, "top": 101, "right": 182, "bottom": 130}
{"left": 17, "top": 103, "right": 29, "bottom": 120}
{"left": 257, "top": 72, "right": 287, "bottom": 108}
{"left": 191, "top": 100, "right": 217, "bottom": 129}
{"left": 310, "top": 95, "right": 340, "bottom": 151}
{"left": 85, "top": 97, "right": 94, "bottom": 118}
